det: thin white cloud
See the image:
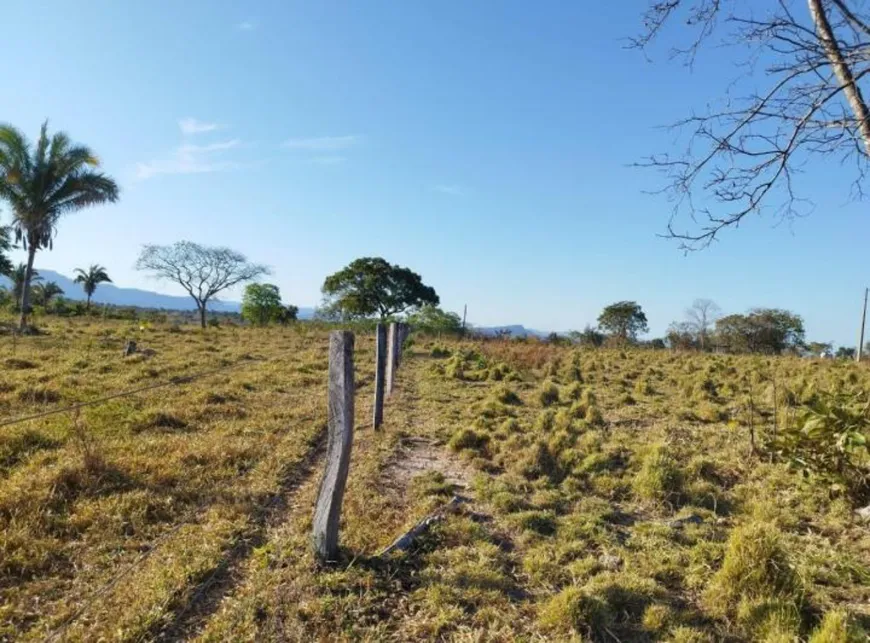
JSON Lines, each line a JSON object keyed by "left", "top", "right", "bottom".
{"left": 283, "top": 135, "right": 361, "bottom": 151}
{"left": 135, "top": 139, "right": 242, "bottom": 180}
{"left": 433, "top": 184, "right": 464, "bottom": 196}
{"left": 237, "top": 20, "right": 257, "bottom": 31}
{"left": 178, "top": 118, "right": 223, "bottom": 135}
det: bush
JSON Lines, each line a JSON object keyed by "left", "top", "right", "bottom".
{"left": 775, "top": 388, "right": 870, "bottom": 497}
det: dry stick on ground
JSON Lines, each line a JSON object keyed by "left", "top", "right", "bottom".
{"left": 379, "top": 496, "right": 466, "bottom": 557}
{"left": 312, "top": 331, "right": 355, "bottom": 563}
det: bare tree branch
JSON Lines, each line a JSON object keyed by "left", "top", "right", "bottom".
{"left": 632, "top": 0, "right": 870, "bottom": 249}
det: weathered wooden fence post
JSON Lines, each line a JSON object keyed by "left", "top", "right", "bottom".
{"left": 373, "top": 323, "right": 386, "bottom": 429}
{"left": 386, "top": 322, "right": 399, "bottom": 395}
{"left": 313, "top": 331, "right": 355, "bottom": 562}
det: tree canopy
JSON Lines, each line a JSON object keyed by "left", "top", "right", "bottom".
{"left": 715, "top": 309, "right": 806, "bottom": 355}
{"left": 597, "top": 301, "right": 649, "bottom": 341}
{"left": 0, "top": 223, "right": 12, "bottom": 277}
{"left": 0, "top": 122, "right": 119, "bottom": 328}
{"left": 407, "top": 304, "right": 463, "bottom": 335}
{"left": 321, "top": 257, "right": 439, "bottom": 320}
{"left": 136, "top": 241, "right": 268, "bottom": 328}
{"left": 241, "top": 283, "right": 285, "bottom": 326}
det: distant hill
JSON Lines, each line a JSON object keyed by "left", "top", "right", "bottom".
{"left": 0, "top": 269, "right": 316, "bottom": 318}
{"left": 473, "top": 324, "right": 549, "bottom": 338}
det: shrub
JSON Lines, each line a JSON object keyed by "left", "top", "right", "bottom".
{"left": 775, "top": 388, "right": 870, "bottom": 497}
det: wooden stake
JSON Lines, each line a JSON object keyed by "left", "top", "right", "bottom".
{"left": 313, "top": 331, "right": 355, "bottom": 562}
{"left": 386, "top": 322, "right": 399, "bottom": 395}
{"left": 373, "top": 323, "right": 386, "bottom": 429}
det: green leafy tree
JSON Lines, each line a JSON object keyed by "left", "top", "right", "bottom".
{"left": 276, "top": 304, "right": 299, "bottom": 325}
{"left": 569, "top": 325, "right": 606, "bottom": 348}
{"left": 666, "top": 321, "right": 699, "bottom": 351}
{"left": 837, "top": 346, "right": 856, "bottom": 360}
{"left": 806, "top": 341, "right": 833, "bottom": 357}
{"left": 0, "top": 122, "right": 119, "bottom": 329}
{"left": 32, "top": 281, "right": 64, "bottom": 308}
{"left": 9, "top": 263, "right": 41, "bottom": 308}
{"left": 407, "top": 304, "right": 462, "bottom": 335}
{"left": 597, "top": 301, "right": 649, "bottom": 342}
{"left": 241, "top": 283, "right": 284, "bottom": 326}
{"left": 715, "top": 309, "right": 805, "bottom": 354}
{"left": 73, "top": 264, "right": 112, "bottom": 310}
{"left": 136, "top": 241, "right": 268, "bottom": 328}
{"left": 321, "top": 257, "right": 439, "bottom": 320}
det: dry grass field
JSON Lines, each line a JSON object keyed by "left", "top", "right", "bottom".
{"left": 1, "top": 318, "right": 869, "bottom": 641}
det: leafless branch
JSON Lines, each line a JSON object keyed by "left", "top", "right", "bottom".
{"left": 632, "top": 0, "right": 870, "bottom": 249}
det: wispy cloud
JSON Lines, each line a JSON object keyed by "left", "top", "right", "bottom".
{"left": 433, "top": 184, "right": 464, "bottom": 196}
{"left": 237, "top": 20, "right": 257, "bottom": 31}
{"left": 135, "top": 139, "right": 242, "bottom": 180}
{"left": 283, "top": 135, "right": 361, "bottom": 151}
{"left": 178, "top": 118, "right": 223, "bottom": 135}
{"left": 308, "top": 156, "right": 347, "bottom": 165}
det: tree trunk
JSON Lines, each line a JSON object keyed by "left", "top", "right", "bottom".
{"left": 86, "top": 294, "right": 91, "bottom": 311}
{"left": 199, "top": 302, "right": 207, "bottom": 328}
{"left": 809, "top": 0, "right": 870, "bottom": 156}
{"left": 18, "top": 244, "right": 37, "bottom": 330}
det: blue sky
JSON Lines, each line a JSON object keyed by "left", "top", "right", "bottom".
{"left": 2, "top": 1, "right": 868, "bottom": 344}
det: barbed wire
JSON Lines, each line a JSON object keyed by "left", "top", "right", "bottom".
{"left": 0, "top": 357, "right": 262, "bottom": 429}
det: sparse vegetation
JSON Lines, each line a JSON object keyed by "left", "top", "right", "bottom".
{"left": 1, "top": 319, "right": 869, "bottom": 640}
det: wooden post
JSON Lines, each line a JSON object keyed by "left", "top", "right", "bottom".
{"left": 396, "top": 323, "right": 406, "bottom": 366}
{"left": 373, "top": 323, "right": 386, "bottom": 429}
{"left": 313, "top": 331, "right": 355, "bottom": 562}
{"left": 386, "top": 322, "right": 399, "bottom": 395}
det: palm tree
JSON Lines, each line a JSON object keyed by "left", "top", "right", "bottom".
{"left": 0, "top": 122, "right": 119, "bottom": 329}
{"left": 10, "top": 263, "right": 41, "bottom": 308}
{"left": 73, "top": 264, "right": 112, "bottom": 310}
{"left": 32, "top": 281, "right": 64, "bottom": 308}
{"left": 0, "top": 223, "right": 13, "bottom": 276}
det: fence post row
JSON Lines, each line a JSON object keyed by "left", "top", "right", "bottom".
{"left": 312, "top": 330, "right": 355, "bottom": 563}
{"left": 373, "top": 323, "right": 386, "bottom": 430}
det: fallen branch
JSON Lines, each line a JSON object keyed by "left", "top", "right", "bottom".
{"left": 379, "top": 495, "right": 466, "bottom": 557}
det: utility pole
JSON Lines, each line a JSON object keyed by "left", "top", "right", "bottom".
{"left": 461, "top": 304, "right": 467, "bottom": 337}
{"left": 858, "top": 288, "right": 868, "bottom": 363}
